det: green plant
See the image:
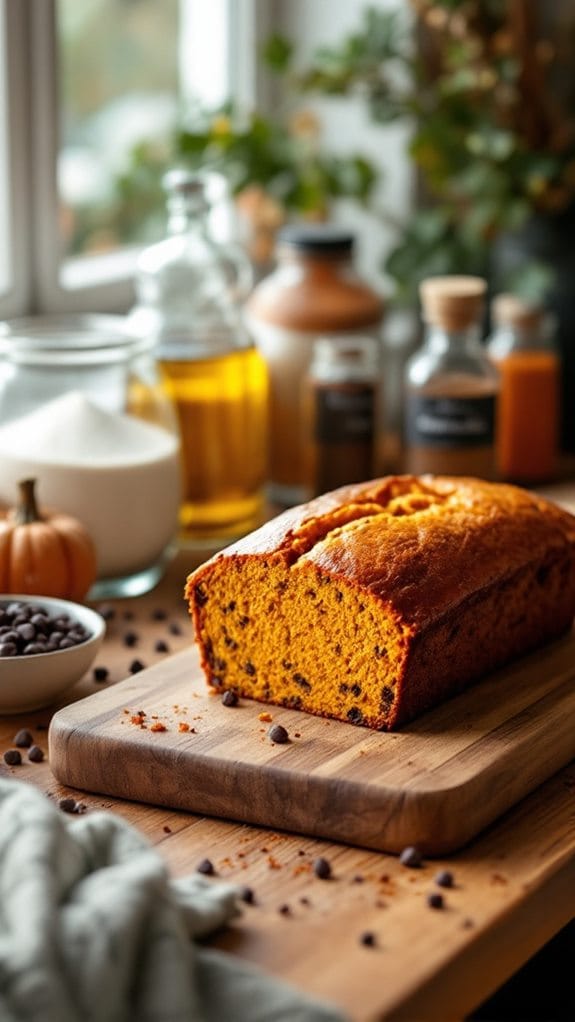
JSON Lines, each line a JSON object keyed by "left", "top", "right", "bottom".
{"left": 276, "top": 1, "right": 575, "bottom": 303}
{"left": 176, "top": 103, "right": 377, "bottom": 217}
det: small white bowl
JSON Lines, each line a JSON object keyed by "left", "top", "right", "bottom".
{"left": 0, "top": 594, "right": 105, "bottom": 713}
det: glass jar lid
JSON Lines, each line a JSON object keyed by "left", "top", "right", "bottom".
{"left": 277, "top": 224, "right": 355, "bottom": 255}
{"left": 0, "top": 314, "right": 152, "bottom": 367}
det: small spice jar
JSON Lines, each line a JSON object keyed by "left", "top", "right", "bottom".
{"left": 487, "top": 294, "right": 559, "bottom": 483}
{"left": 404, "top": 276, "right": 499, "bottom": 479}
{"left": 303, "top": 335, "right": 383, "bottom": 497}
{"left": 246, "top": 225, "right": 384, "bottom": 505}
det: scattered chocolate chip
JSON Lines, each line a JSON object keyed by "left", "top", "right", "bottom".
{"left": 243, "top": 661, "right": 256, "bottom": 676}
{"left": 123, "top": 610, "right": 135, "bottom": 621}
{"left": 268, "top": 724, "right": 289, "bottom": 745}
{"left": 152, "top": 608, "right": 168, "bottom": 621}
{"left": 194, "top": 585, "right": 208, "bottom": 607}
{"left": 129, "top": 659, "right": 145, "bottom": 674}
{"left": 427, "top": 892, "right": 444, "bottom": 910}
{"left": 123, "top": 631, "right": 138, "bottom": 648}
{"left": 313, "top": 857, "right": 332, "bottom": 880}
{"left": 97, "top": 604, "right": 116, "bottom": 622}
{"left": 163, "top": 825, "right": 172, "bottom": 834}
{"left": 352, "top": 875, "right": 365, "bottom": 884}
{"left": 168, "top": 621, "right": 182, "bottom": 636}
{"left": 399, "top": 845, "right": 423, "bottom": 868}
{"left": 434, "top": 869, "right": 454, "bottom": 889}
{"left": 3, "top": 749, "right": 21, "bottom": 766}
{"left": 93, "top": 666, "right": 109, "bottom": 683}
{"left": 196, "top": 858, "right": 215, "bottom": 876}
{"left": 359, "top": 931, "right": 376, "bottom": 947}
{"left": 239, "top": 886, "right": 255, "bottom": 905}
{"left": 278, "top": 904, "right": 291, "bottom": 916}
{"left": 14, "top": 729, "right": 33, "bottom": 748}
{"left": 154, "top": 640, "right": 169, "bottom": 653}
{"left": 347, "top": 707, "right": 363, "bottom": 725}
{"left": 299, "top": 896, "right": 311, "bottom": 907}
{"left": 59, "top": 797, "right": 78, "bottom": 814}
{"left": 222, "top": 689, "right": 238, "bottom": 707}
{"left": 27, "top": 745, "right": 44, "bottom": 763}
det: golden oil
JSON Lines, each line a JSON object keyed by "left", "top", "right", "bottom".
{"left": 158, "top": 346, "right": 268, "bottom": 542}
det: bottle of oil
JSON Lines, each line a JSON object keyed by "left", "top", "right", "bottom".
{"left": 404, "top": 276, "right": 499, "bottom": 479}
{"left": 131, "top": 170, "right": 268, "bottom": 544}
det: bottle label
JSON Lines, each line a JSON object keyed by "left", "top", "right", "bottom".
{"left": 406, "top": 394, "right": 496, "bottom": 448}
{"left": 315, "top": 384, "right": 376, "bottom": 443}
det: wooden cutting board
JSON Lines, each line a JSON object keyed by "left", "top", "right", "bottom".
{"left": 49, "top": 633, "right": 575, "bottom": 855}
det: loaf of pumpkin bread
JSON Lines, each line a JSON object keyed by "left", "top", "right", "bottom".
{"left": 186, "top": 476, "right": 575, "bottom": 730}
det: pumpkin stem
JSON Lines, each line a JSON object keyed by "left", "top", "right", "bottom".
{"left": 16, "top": 478, "right": 43, "bottom": 524}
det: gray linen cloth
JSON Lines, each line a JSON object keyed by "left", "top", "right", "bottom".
{"left": 0, "top": 778, "right": 347, "bottom": 1022}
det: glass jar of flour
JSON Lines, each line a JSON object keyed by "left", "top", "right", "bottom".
{"left": 0, "top": 315, "right": 181, "bottom": 597}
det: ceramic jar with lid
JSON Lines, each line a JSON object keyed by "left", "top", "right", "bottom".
{"left": 246, "top": 225, "right": 384, "bottom": 505}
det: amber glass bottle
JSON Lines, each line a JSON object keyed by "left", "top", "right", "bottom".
{"left": 404, "top": 276, "right": 499, "bottom": 479}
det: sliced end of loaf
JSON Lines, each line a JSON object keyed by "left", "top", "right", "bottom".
{"left": 187, "top": 554, "right": 411, "bottom": 730}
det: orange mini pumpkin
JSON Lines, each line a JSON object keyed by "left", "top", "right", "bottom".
{"left": 0, "top": 478, "right": 97, "bottom": 601}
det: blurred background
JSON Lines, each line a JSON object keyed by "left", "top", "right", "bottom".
{"left": 2, "top": 0, "right": 575, "bottom": 449}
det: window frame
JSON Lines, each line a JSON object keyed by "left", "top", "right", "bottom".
{"left": 0, "top": 0, "right": 33, "bottom": 317}
{"left": 0, "top": 0, "right": 266, "bottom": 318}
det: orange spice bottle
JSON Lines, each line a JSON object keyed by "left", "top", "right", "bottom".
{"left": 487, "top": 295, "right": 560, "bottom": 484}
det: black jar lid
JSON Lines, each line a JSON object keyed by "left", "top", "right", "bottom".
{"left": 277, "top": 224, "right": 355, "bottom": 254}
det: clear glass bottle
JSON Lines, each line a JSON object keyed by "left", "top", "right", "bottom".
{"left": 131, "top": 170, "right": 269, "bottom": 544}
{"left": 303, "top": 335, "right": 383, "bottom": 496}
{"left": 404, "top": 276, "right": 499, "bottom": 479}
{"left": 487, "top": 294, "right": 559, "bottom": 483}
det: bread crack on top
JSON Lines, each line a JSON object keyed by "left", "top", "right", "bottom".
{"left": 186, "top": 476, "right": 575, "bottom": 730}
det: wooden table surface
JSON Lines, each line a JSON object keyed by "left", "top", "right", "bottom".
{"left": 1, "top": 537, "right": 574, "bottom": 1022}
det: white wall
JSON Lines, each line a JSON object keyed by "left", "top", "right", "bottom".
{"left": 274, "top": 0, "right": 414, "bottom": 299}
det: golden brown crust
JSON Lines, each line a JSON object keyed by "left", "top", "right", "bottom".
{"left": 186, "top": 475, "right": 575, "bottom": 729}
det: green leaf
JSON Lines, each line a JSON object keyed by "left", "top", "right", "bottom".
{"left": 262, "top": 34, "right": 293, "bottom": 73}
{"left": 503, "top": 260, "right": 556, "bottom": 303}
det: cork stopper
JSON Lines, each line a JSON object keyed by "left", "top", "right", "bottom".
{"left": 491, "top": 293, "right": 545, "bottom": 331}
{"left": 419, "top": 276, "right": 486, "bottom": 331}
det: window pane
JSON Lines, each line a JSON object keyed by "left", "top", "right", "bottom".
{"left": 56, "top": 0, "right": 233, "bottom": 280}
{"left": 57, "top": 0, "right": 181, "bottom": 263}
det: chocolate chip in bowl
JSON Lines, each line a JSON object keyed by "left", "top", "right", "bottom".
{"left": 0, "top": 594, "right": 105, "bottom": 713}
